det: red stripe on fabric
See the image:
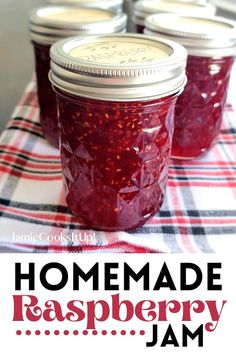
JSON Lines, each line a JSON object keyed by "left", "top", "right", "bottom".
{"left": 0, "top": 126, "right": 27, "bottom": 184}
{"left": 171, "top": 160, "right": 235, "bottom": 167}
{"left": 48, "top": 190, "right": 69, "bottom": 252}
{"left": 12, "top": 242, "right": 161, "bottom": 253}
{"left": 169, "top": 170, "right": 235, "bottom": 177}
{"left": 168, "top": 181, "right": 236, "bottom": 187}
{"left": 0, "top": 145, "right": 60, "bottom": 161}
{"left": 0, "top": 155, "right": 61, "bottom": 171}
{"left": 0, "top": 205, "right": 70, "bottom": 223}
{"left": 2, "top": 204, "right": 236, "bottom": 227}
{"left": 150, "top": 217, "right": 236, "bottom": 225}
{"left": 7, "top": 120, "right": 42, "bottom": 134}
{"left": 1, "top": 101, "right": 57, "bottom": 181}
{"left": 0, "top": 166, "right": 62, "bottom": 181}
{"left": 219, "top": 136, "right": 236, "bottom": 141}
{"left": 212, "top": 137, "right": 236, "bottom": 199}
{"left": 5, "top": 122, "right": 28, "bottom": 178}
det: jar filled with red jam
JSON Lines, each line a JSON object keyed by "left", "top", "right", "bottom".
{"left": 145, "top": 14, "right": 236, "bottom": 159}
{"left": 29, "top": 6, "right": 127, "bottom": 148}
{"left": 46, "top": 0, "right": 124, "bottom": 13}
{"left": 50, "top": 34, "right": 187, "bottom": 230}
{"left": 133, "top": 0, "right": 216, "bottom": 33}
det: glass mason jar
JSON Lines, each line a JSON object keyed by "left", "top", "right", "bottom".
{"left": 123, "top": 0, "right": 138, "bottom": 32}
{"left": 46, "top": 0, "right": 124, "bottom": 13}
{"left": 50, "top": 34, "right": 187, "bottom": 231}
{"left": 145, "top": 14, "right": 236, "bottom": 159}
{"left": 133, "top": 0, "right": 216, "bottom": 33}
{"left": 29, "top": 6, "right": 127, "bottom": 148}
{"left": 211, "top": 0, "right": 236, "bottom": 21}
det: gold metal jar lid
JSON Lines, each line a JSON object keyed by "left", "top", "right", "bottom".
{"left": 29, "top": 6, "right": 127, "bottom": 45}
{"left": 46, "top": 0, "right": 123, "bottom": 13}
{"left": 49, "top": 33, "right": 187, "bottom": 101}
{"left": 145, "top": 13, "right": 236, "bottom": 57}
{"left": 133, "top": 0, "right": 216, "bottom": 26}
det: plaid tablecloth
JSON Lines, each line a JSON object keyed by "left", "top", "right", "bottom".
{"left": 0, "top": 79, "right": 235, "bottom": 253}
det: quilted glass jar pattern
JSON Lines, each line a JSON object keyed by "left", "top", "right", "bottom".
{"left": 172, "top": 55, "right": 234, "bottom": 159}
{"left": 145, "top": 14, "right": 236, "bottom": 159}
{"left": 55, "top": 90, "right": 178, "bottom": 230}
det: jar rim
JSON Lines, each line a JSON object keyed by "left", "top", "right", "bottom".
{"left": 134, "top": 0, "right": 216, "bottom": 21}
{"left": 29, "top": 6, "right": 127, "bottom": 45}
{"left": 49, "top": 70, "right": 187, "bottom": 102}
{"left": 145, "top": 14, "right": 236, "bottom": 57}
{"left": 49, "top": 33, "right": 187, "bottom": 101}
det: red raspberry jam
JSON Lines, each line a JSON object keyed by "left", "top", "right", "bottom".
{"left": 50, "top": 34, "right": 187, "bottom": 230}
{"left": 29, "top": 6, "right": 127, "bottom": 148}
{"left": 133, "top": 0, "right": 215, "bottom": 34}
{"left": 172, "top": 55, "right": 234, "bottom": 159}
{"left": 33, "top": 42, "right": 58, "bottom": 147}
{"left": 134, "top": 23, "right": 145, "bottom": 34}
{"left": 145, "top": 14, "right": 236, "bottom": 159}
{"left": 55, "top": 89, "right": 178, "bottom": 230}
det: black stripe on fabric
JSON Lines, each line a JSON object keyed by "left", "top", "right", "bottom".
{"left": 186, "top": 209, "right": 212, "bottom": 252}
{"left": 0, "top": 199, "right": 11, "bottom": 217}
{"left": 0, "top": 198, "right": 70, "bottom": 214}
{"left": 0, "top": 113, "right": 42, "bottom": 220}
{"left": 0, "top": 145, "right": 29, "bottom": 217}
{"left": 173, "top": 165, "right": 214, "bottom": 253}
{"left": 1, "top": 198, "right": 236, "bottom": 218}
{"left": 219, "top": 139, "right": 235, "bottom": 163}
{"left": 12, "top": 116, "right": 41, "bottom": 128}
{"left": 221, "top": 128, "right": 236, "bottom": 134}
{"left": 0, "top": 161, "right": 61, "bottom": 175}
{"left": 170, "top": 166, "right": 236, "bottom": 171}
{"left": 192, "top": 227, "right": 211, "bottom": 252}
{"left": 7, "top": 127, "right": 44, "bottom": 138}
{"left": 190, "top": 210, "right": 236, "bottom": 217}
{"left": 191, "top": 226, "right": 208, "bottom": 235}
{"left": 168, "top": 176, "right": 236, "bottom": 181}
{"left": 1, "top": 211, "right": 236, "bottom": 235}
{"left": 0, "top": 149, "right": 60, "bottom": 164}
{"left": 0, "top": 212, "right": 74, "bottom": 228}
{"left": 218, "top": 141, "right": 236, "bottom": 145}
{"left": 33, "top": 248, "right": 49, "bottom": 253}
{"left": 130, "top": 226, "right": 236, "bottom": 236}
{"left": 160, "top": 225, "right": 183, "bottom": 253}
{"left": 160, "top": 209, "right": 236, "bottom": 217}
